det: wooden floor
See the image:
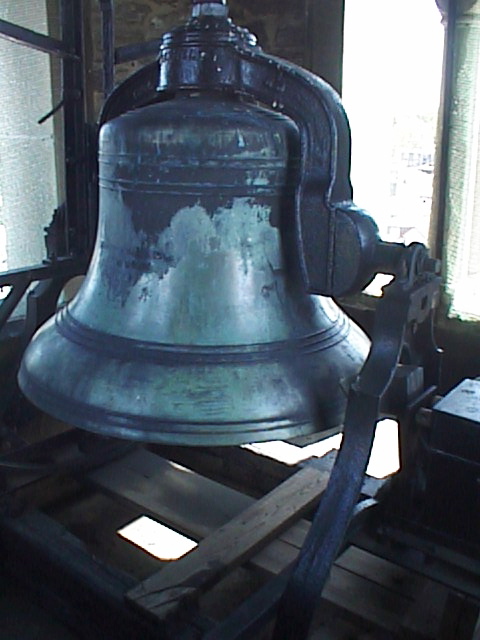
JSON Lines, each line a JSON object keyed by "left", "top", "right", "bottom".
{"left": 0, "top": 576, "right": 76, "bottom": 640}
{"left": 0, "top": 431, "right": 479, "bottom": 639}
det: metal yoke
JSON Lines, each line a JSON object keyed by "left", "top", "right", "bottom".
{"left": 100, "top": 1, "right": 406, "bottom": 299}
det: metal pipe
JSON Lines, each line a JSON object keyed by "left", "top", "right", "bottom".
{"left": 433, "top": 0, "right": 457, "bottom": 260}
{"left": 99, "top": 0, "right": 115, "bottom": 97}
{"left": 61, "top": 0, "right": 90, "bottom": 257}
{"left": 0, "top": 18, "right": 78, "bottom": 59}
{"left": 192, "top": 0, "right": 229, "bottom": 17}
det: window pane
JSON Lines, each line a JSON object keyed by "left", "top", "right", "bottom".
{"left": 118, "top": 516, "right": 198, "bottom": 561}
{"left": 0, "top": 0, "right": 61, "bottom": 272}
{"left": 0, "top": 0, "right": 60, "bottom": 37}
{"left": 342, "top": 1, "right": 444, "bottom": 251}
{"left": 443, "top": 4, "right": 480, "bottom": 321}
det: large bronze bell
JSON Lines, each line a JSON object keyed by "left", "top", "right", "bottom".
{"left": 18, "top": 2, "right": 371, "bottom": 445}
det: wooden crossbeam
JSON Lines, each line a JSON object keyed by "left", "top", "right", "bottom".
{"left": 126, "top": 464, "right": 330, "bottom": 622}
{"left": 88, "top": 448, "right": 252, "bottom": 539}
{"left": 89, "top": 449, "right": 459, "bottom": 637}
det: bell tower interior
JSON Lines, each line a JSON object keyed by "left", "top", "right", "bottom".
{"left": 0, "top": 1, "right": 479, "bottom": 639}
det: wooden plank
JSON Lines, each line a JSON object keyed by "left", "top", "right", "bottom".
{"left": 0, "top": 510, "right": 160, "bottom": 640}
{"left": 203, "top": 554, "right": 420, "bottom": 640}
{"left": 438, "top": 591, "right": 480, "bottom": 640}
{"left": 352, "top": 529, "right": 480, "bottom": 601}
{"left": 250, "top": 537, "right": 298, "bottom": 576}
{"left": 127, "top": 464, "right": 330, "bottom": 622}
{"left": 150, "top": 443, "right": 297, "bottom": 498}
{"left": 321, "top": 565, "right": 414, "bottom": 635}
{"left": 88, "top": 449, "right": 252, "bottom": 540}
{"left": 336, "top": 547, "right": 425, "bottom": 600}
{"left": 0, "top": 431, "right": 132, "bottom": 514}
{"left": 88, "top": 448, "right": 307, "bottom": 577}
{"left": 89, "top": 449, "right": 451, "bottom": 637}
{"left": 50, "top": 489, "right": 164, "bottom": 582}
{"left": 401, "top": 582, "right": 448, "bottom": 640}
{"left": 88, "top": 451, "right": 386, "bottom": 584}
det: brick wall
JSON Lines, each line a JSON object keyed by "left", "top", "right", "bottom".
{"left": 87, "top": 0, "right": 308, "bottom": 116}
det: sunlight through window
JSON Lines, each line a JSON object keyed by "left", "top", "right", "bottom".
{"left": 118, "top": 516, "right": 197, "bottom": 561}
{"left": 343, "top": 1, "right": 444, "bottom": 269}
{"left": 244, "top": 420, "right": 399, "bottom": 479}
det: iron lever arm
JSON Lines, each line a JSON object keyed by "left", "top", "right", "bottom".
{"left": 272, "top": 243, "right": 441, "bottom": 640}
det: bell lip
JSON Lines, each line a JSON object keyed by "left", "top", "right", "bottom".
{"left": 18, "top": 363, "right": 321, "bottom": 446}
{"left": 18, "top": 308, "right": 358, "bottom": 447}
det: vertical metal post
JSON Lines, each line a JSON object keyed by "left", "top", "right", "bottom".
{"left": 305, "top": 0, "right": 345, "bottom": 94}
{"left": 99, "top": 0, "right": 115, "bottom": 98}
{"left": 60, "top": 0, "right": 90, "bottom": 256}
{"left": 431, "top": 0, "right": 457, "bottom": 261}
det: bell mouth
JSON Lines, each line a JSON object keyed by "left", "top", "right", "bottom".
{"left": 18, "top": 87, "right": 370, "bottom": 446}
{"left": 18, "top": 304, "right": 364, "bottom": 446}
{"left": 18, "top": 373, "right": 316, "bottom": 446}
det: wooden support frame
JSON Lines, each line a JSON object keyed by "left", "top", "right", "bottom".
{"left": 305, "top": 0, "right": 345, "bottom": 94}
{"left": 1, "top": 435, "right": 479, "bottom": 640}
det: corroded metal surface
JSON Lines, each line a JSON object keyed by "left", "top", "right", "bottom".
{"left": 19, "top": 92, "right": 369, "bottom": 444}
{"left": 100, "top": 7, "right": 400, "bottom": 298}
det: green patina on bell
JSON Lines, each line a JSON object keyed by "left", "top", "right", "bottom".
{"left": 18, "top": 91, "right": 369, "bottom": 445}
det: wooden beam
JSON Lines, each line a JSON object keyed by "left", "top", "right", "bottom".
{"left": 89, "top": 449, "right": 455, "bottom": 637}
{"left": 149, "top": 442, "right": 298, "bottom": 498}
{"left": 88, "top": 449, "right": 252, "bottom": 539}
{"left": 126, "top": 464, "right": 330, "bottom": 622}
{"left": 305, "top": 0, "right": 345, "bottom": 94}
{"left": 0, "top": 510, "right": 160, "bottom": 640}
{"left": 88, "top": 447, "right": 309, "bottom": 577}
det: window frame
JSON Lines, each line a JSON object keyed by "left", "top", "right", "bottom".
{"left": 0, "top": 0, "right": 91, "bottom": 333}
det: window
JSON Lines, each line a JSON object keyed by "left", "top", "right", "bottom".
{"left": 442, "top": 0, "right": 480, "bottom": 321}
{"left": 342, "top": 0, "right": 445, "bottom": 293}
{"left": 0, "top": 1, "right": 88, "bottom": 326}
{"left": 0, "top": 1, "right": 62, "bottom": 272}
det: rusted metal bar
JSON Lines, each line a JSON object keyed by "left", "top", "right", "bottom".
{"left": 115, "top": 39, "right": 161, "bottom": 64}
{"left": 99, "top": 0, "right": 115, "bottom": 97}
{"left": 0, "top": 18, "right": 78, "bottom": 59}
